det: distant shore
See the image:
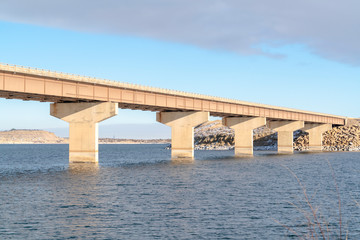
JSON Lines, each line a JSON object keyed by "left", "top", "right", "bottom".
{"left": 0, "top": 129, "right": 170, "bottom": 145}
{"left": 0, "top": 141, "right": 170, "bottom": 145}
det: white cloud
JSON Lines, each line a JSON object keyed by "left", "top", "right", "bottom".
{"left": 1, "top": 0, "right": 359, "bottom": 65}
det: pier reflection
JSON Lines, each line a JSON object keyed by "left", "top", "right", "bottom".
{"left": 68, "top": 163, "right": 99, "bottom": 175}
{"left": 170, "top": 158, "right": 195, "bottom": 165}
{"left": 62, "top": 163, "right": 102, "bottom": 237}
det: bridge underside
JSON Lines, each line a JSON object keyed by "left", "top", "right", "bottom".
{"left": 0, "top": 90, "right": 345, "bottom": 126}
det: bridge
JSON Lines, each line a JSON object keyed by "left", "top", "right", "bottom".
{"left": 0, "top": 63, "right": 348, "bottom": 162}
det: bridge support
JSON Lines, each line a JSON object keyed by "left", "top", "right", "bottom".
{"left": 268, "top": 121, "right": 304, "bottom": 154}
{"left": 302, "top": 123, "right": 332, "bottom": 152}
{"left": 223, "top": 117, "right": 266, "bottom": 157}
{"left": 157, "top": 111, "right": 209, "bottom": 160}
{"left": 50, "top": 102, "right": 118, "bottom": 163}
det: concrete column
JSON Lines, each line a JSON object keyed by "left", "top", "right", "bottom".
{"left": 268, "top": 120, "right": 304, "bottom": 154}
{"left": 50, "top": 102, "right": 118, "bottom": 163}
{"left": 302, "top": 123, "right": 332, "bottom": 152}
{"left": 157, "top": 111, "right": 209, "bottom": 160}
{"left": 223, "top": 117, "right": 266, "bottom": 157}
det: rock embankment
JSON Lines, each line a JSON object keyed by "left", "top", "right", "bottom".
{"left": 194, "top": 120, "right": 360, "bottom": 151}
{"left": 194, "top": 120, "right": 278, "bottom": 150}
{"left": 294, "top": 125, "right": 360, "bottom": 151}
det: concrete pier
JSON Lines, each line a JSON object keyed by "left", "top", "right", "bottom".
{"left": 268, "top": 120, "right": 304, "bottom": 154}
{"left": 157, "top": 111, "right": 209, "bottom": 160}
{"left": 302, "top": 123, "right": 332, "bottom": 152}
{"left": 223, "top": 117, "right": 266, "bottom": 157}
{"left": 51, "top": 102, "right": 118, "bottom": 163}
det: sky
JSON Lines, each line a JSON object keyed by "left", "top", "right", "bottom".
{"left": 0, "top": 1, "right": 359, "bottom": 138}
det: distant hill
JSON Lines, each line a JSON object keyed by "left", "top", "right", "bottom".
{"left": 0, "top": 129, "right": 66, "bottom": 144}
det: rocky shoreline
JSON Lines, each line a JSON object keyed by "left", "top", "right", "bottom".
{"left": 294, "top": 124, "right": 360, "bottom": 152}
{"left": 193, "top": 120, "right": 360, "bottom": 152}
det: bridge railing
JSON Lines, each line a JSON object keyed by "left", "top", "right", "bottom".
{"left": 0, "top": 62, "right": 270, "bottom": 106}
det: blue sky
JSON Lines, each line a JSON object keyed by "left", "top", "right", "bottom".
{"left": 0, "top": 1, "right": 359, "bottom": 138}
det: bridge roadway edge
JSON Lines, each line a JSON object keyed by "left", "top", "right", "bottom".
{"left": 0, "top": 63, "right": 346, "bottom": 126}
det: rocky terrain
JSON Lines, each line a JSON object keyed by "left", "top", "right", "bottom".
{"left": 194, "top": 120, "right": 277, "bottom": 150}
{"left": 294, "top": 125, "right": 360, "bottom": 151}
{"left": 194, "top": 120, "right": 360, "bottom": 151}
{"left": 0, "top": 129, "right": 170, "bottom": 144}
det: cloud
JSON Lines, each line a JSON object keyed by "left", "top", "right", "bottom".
{"left": 0, "top": 0, "right": 359, "bottom": 65}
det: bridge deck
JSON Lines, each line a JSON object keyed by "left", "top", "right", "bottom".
{"left": 0, "top": 63, "right": 345, "bottom": 125}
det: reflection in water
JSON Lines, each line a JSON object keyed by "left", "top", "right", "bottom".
{"left": 63, "top": 163, "right": 102, "bottom": 238}
{"left": 170, "top": 158, "right": 195, "bottom": 165}
{"left": 68, "top": 163, "right": 99, "bottom": 175}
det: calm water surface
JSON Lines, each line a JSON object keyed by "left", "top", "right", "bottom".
{"left": 1, "top": 144, "right": 360, "bottom": 239}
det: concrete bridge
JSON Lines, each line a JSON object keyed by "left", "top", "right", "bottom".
{"left": 0, "top": 63, "right": 348, "bottom": 162}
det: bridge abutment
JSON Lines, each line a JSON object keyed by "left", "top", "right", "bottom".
{"left": 157, "top": 111, "right": 209, "bottom": 160}
{"left": 268, "top": 120, "right": 304, "bottom": 154}
{"left": 223, "top": 117, "right": 266, "bottom": 157}
{"left": 302, "top": 123, "right": 332, "bottom": 152}
{"left": 50, "top": 102, "right": 118, "bottom": 163}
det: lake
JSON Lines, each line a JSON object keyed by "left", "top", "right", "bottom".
{"left": 0, "top": 144, "right": 360, "bottom": 239}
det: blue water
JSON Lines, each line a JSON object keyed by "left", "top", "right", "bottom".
{"left": 0, "top": 144, "right": 360, "bottom": 239}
